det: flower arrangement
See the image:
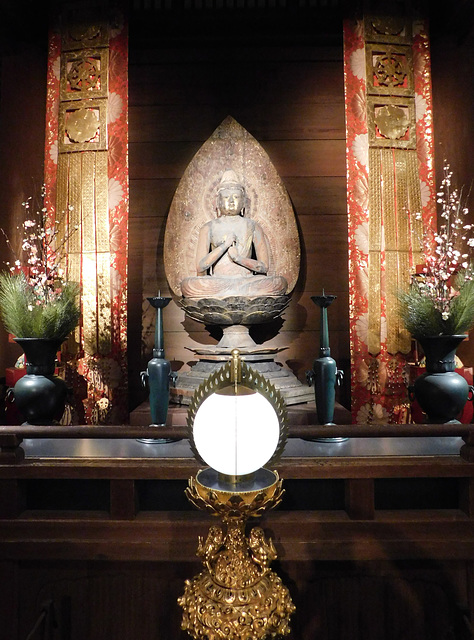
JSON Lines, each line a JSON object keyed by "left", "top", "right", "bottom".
{"left": 398, "top": 163, "right": 474, "bottom": 340}
{"left": 0, "top": 187, "right": 80, "bottom": 341}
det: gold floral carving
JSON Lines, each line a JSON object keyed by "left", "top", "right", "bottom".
{"left": 375, "top": 104, "right": 409, "bottom": 139}
{"left": 179, "top": 524, "right": 294, "bottom": 640}
{"left": 366, "top": 43, "right": 414, "bottom": 96}
{"left": 364, "top": 15, "right": 412, "bottom": 45}
{"left": 69, "top": 58, "right": 98, "bottom": 91}
{"left": 367, "top": 96, "right": 416, "bottom": 149}
{"left": 184, "top": 471, "right": 285, "bottom": 520}
{"left": 67, "top": 107, "right": 99, "bottom": 143}
{"left": 60, "top": 48, "right": 109, "bottom": 101}
{"left": 58, "top": 99, "right": 107, "bottom": 153}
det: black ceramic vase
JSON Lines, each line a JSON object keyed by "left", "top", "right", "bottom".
{"left": 13, "top": 338, "right": 68, "bottom": 425}
{"left": 413, "top": 335, "right": 472, "bottom": 423}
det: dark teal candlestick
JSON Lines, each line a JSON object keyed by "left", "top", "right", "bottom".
{"left": 139, "top": 296, "right": 177, "bottom": 443}
{"left": 307, "top": 292, "right": 346, "bottom": 442}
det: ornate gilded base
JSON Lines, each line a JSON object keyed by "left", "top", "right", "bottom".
{"left": 178, "top": 469, "right": 295, "bottom": 640}
{"left": 180, "top": 564, "right": 294, "bottom": 640}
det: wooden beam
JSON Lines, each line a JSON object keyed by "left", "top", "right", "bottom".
{"left": 345, "top": 479, "right": 375, "bottom": 520}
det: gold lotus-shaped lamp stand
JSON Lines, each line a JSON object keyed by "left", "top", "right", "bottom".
{"left": 178, "top": 349, "right": 295, "bottom": 640}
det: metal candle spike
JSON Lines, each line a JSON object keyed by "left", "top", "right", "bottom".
{"left": 306, "top": 291, "right": 346, "bottom": 442}
{"left": 139, "top": 295, "right": 177, "bottom": 443}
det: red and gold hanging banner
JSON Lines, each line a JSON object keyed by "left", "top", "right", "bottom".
{"left": 44, "top": 5, "right": 129, "bottom": 424}
{"left": 344, "top": 15, "right": 436, "bottom": 424}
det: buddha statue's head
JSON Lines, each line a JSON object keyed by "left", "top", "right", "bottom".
{"left": 217, "top": 170, "right": 245, "bottom": 217}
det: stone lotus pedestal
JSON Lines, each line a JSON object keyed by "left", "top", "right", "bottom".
{"left": 178, "top": 294, "right": 289, "bottom": 351}
{"left": 171, "top": 295, "right": 314, "bottom": 406}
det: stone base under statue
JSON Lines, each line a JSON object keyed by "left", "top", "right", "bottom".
{"left": 170, "top": 355, "right": 314, "bottom": 406}
{"left": 129, "top": 398, "right": 352, "bottom": 427}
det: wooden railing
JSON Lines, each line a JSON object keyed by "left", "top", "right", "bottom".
{"left": 1, "top": 422, "right": 474, "bottom": 462}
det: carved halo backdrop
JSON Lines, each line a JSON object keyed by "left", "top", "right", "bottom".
{"left": 164, "top": 116, "right": 300, "bottom": 298}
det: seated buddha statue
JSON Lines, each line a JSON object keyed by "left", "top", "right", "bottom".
{"left": 181, "top": 170, "right": 288, "bottom": 298}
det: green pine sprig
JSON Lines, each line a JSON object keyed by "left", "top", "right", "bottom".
{"left": 0, "top": 271, "right": 80, "bottom": 341}
{"left": 398, "top": 270, "right": 474, "bottom": 340}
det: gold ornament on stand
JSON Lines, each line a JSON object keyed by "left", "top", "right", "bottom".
{"left": 178, "top": 349, "right": 295, "bottom": 639}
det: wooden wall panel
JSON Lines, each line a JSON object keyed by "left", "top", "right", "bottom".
{"left": 15, "top": 561, "right": 195, "bottom": 640}
{"left": 129, "top": 179, "right": 178, "bottom": 218}
{"left": 129, "top": 139, "right": 346, "bottom": 179}
{"left": 285, "top": 561, "right": 471, "bottom": 640}
{"left": 430, "top": 20, "right": 474, "bottom": 370}
{"left": 127, "top": 23, "right": 349, "bottom": 414}
{"left": 129, "top": 103, "right": 345, "bottom": 142}
{"left": 10, "top": 559, "right": 472, "bottom": 640}
{"left": 0, "top": 44, "right": 47, "bottom": 377}
{"left": 0, "top": 561, "right": 19, "bottom": 640}
{"left": 129, "top": 58, "right": 344, "bottom": 107}
{"left": 284, "top": 176, "right": 347, "bottom": 216}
